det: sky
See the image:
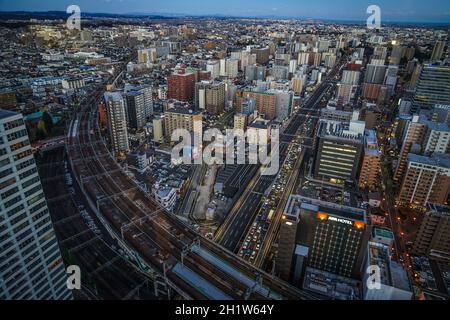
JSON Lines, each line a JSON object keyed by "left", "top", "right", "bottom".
{"left": 1, "top": 0, "right": 450, "bottom": 23}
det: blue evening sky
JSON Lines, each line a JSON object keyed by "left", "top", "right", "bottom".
{"left": 1, "top": 0, "right": 450, "bottom": 23}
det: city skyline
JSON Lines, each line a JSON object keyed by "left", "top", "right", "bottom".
{"left": 1, "top": 0, "right": 450, "bottom": 23}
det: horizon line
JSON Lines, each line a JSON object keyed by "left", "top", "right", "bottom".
{"left": 1, "top": 10, "right": 450, "bottom": 25}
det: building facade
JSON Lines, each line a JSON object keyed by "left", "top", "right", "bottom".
{"left": 0, "top": 110, "right": 71, "bottom": 300}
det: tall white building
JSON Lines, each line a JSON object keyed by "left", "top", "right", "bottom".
{"left": 104, "top": 92, "right": 129, "bottom": 156}
{"left": 206, "top": 60, "right": 220, "bottom": 80}
{"left": 0, "top": 109, "right": 71, "bottom": 300}
{"left": 226, "top": 58, "right": 239, "bottom": 78}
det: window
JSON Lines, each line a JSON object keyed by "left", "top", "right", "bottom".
{"left": 14, "top": 149, "right": 32, "bottom": 161}
{"left": 0, "top": 168, "right": 13, "bottom": 179}
{"left": 10, "top": 140, "right": 30, "bottom": 152}
{"left": 7, "top": 129, "right": 28, "bottom": 142}
{"left": 4, "top": 195, "right": 22, "bottom": 209}
{"left": 3, "top": 119, "right": 24, "bottom": 131}
{"left": 0, "top": 157, "right": 10, "bottom": 168}
{"left": 22, "top": 176, "right": 39, "bottom": 189}
{"left": 19, "top": 167, "right": 37, "bottom": 180}
{"left": 1, "top": 186, "right": 19, "bottom": 200}
{"left": 16, "top": 158, "right": 35, "bottom": 171}
{"left": 24, "top": 185, "right": 42, "bottom": 198}
{"left": 0, "top": 177, "right": 16, "bottom": 190}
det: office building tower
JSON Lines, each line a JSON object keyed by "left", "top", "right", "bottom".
{"left": 277, "top": 196, "right": 369, "bottom": 282}
{"left": 0, "top": 109, "right": 71, "bottom": 300}
{"left": 291, "top": 77, "right": 303, "bottom": 95}
{"left": 390, "top": 45, "right": 405, "bottom": 65}
{"left": 269, "top": 90, "right": 293, "bottom": 122}
{"left": 124, "top": 85, "right": 153, "bottom": 119}
{"left": 124, "top": 91, "right": 146, "bottom": 130}
{"left": 164, "top": 108, "right": 202, "bottom": 139}
{"left": 363, "top": 242, "right": 412, "bottom": 300}
{"left": 226, "top": 58, "right": 239, "bottom": 78}
{"left": 364, "top": 64, "right": 387, "bottom": 84}
{"left": 398, "top": 153, "right": 450, "bottom": 208}
{"left": 313, "top": 120, "right": 365, "bottom": 184}
{"left": 195, "top": 81, "right": 226, "bottom": 115}
{"left": 431, "top": 41, "right": 446, "bottom": 62}
{"left": 219, "top": 59, "right": 227, "bottom": 77}
{"left": 373, "top": 46, "right": 388, "bottom": 60}
{"left": 336, "top": 83, "right": 357, "bottom": 106}
{"left": 358, "top": 130, "right": 381, "bottom": 191}
{"left": 298, "top": 52, "right": 310, "bottom": 65}
{"left": 242, "top": 91, "right": 276, "bottom": 120}
{"left": 137, "top": 48, "right": 157, "bottom": 64}
{"left": 308, "top": 52, "right": 321, "bottom": 67}
{"left": 167, "top": 72, "right": 196, "bottom": 102}
{"left": 240, "top": 51, "right": 257, "bottom": 70}
{"left": 234, "top": 114, "right": 247, "bottom": 131}
{"left": 206, "top": 60, "right": 220, "bottom": 80}
{"left": 413, "top": 64, "right": 450, "bottom": 111}
{"left": 422, "top": 121, "right": 450, "bottom": 155}
{"left": 104, "top": 92, "right": 129, "bottom": 155}
{"left": 152, "top": 116, "right": 164, "bottom": 143}
{"left": 289, "top": 60, "right": 298, "bottom": 74}
{"left": 271, "top": 65, "right": 289, "bottom": 80}
{"left": 341, "top": 70, "right": 361, "bottom": 85}
{"left": 245, "top": 65, "right": 266, "bottom": 82}
{"left": 413, "top": 203, "right": 450, "bottom": 261}
{"left": 251, "top": 47, "right": 270, "bottom": 65}
{"left": 395, "top": 115, "right": 427, "bottom": 182}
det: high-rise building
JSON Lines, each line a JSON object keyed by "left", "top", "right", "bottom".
{"left": 251, "top": 47, "right": 270, "bottom": 65}
{"left": 430, "top": 41, "right": 446, "bottom": 62}
{"left": 413, "top": 64, "right": 450, "bottom": 111}
{"left": 413, "top": 203, "right": 450, "bottom": 261}
{"left": 291, "top": 77, "right": 303, "bottom": 95}
{"left": 298, "top": 52, "right": 310, "bottom": 65}
{"left": 313, "top": 120, "right": 365, "bottom": 185}
{"left": 124, "top": 91, "right": 146, "bottom": 130}
{"left": 206, "top": 60, "right": 220, "bottom": 80}
{"left": 234, "top": 114, "right": 247, "bottom": 131}
{"left": 242, "top": 91, "right": 276, "bottom": 120}
{"left": 226, "top": 58, "right": 239, "bottom": 78}
{"left": 167, "top": 72, "right": 196, "bottom": 102}
{"left": 395, "top": 115, "right": 427, "bottom": 182}
{"left": 422, "top": 121, "right": 450, "bottom": 156}
{"left": 336, "top": 83, "right": 357, "bottom": 106}
{"left": 0, "top": 109, "right": 71, "bottom": 300}
{"left": 195, "top": 81, "right": 226, "bottom": 115}
{"left": 358, "top": 130, "right": 381, "bottom": 191}
{"left": 341, "top": 70, "right": 361, "bottom": 85}
{"left": 152, "top": 116, "right": 164, "bottom": 143}
{"left": 398, "top": 153, "right": 450, "bottom": 208}
{"left": 363, "top": 242, "right": 412, "bottom": 300}
{"left": 277, "top": 196, "right": 369, "bottom": 282}
{"left": 164, "top": 108, "right": 202, "bottom": 139}
{"left": 104, "top": 92, "right": 129, "bottom": 155}
{"left": 364, "top": 64, "right": 387, "bottom": 84}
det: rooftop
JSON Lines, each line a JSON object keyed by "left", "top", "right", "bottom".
{"left": 285, "top": 195, "right": 367, "bottom": 223}
{"left": 0, "top": 109, "right": 18, "bottom": 120}
{"left": 407, "top": 153, "right": 450, "bottom": 169}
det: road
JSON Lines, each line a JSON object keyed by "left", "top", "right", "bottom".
{"left": 215, "top": 59, "right": 345, "bottom": 258}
